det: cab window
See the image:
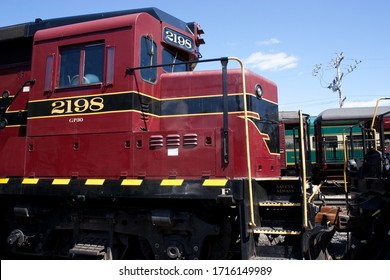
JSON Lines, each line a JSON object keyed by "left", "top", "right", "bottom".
{"left": 59, "top": 43, "right": 104, "bottom": 87}
{"left": 162, "top": 48, "right": 187, "bottom": 72}
{"left": 140, "top": 35, "right": 157, "bottom": 83}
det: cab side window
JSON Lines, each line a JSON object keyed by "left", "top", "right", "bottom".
{"left": 162, "top": 48, "right": 187, "bottom": 73}
{"left": 140, "top": 35, "right": 157, "bottom": 83}
{"left": 59, "top": 43, "right": 104, "bottom": 87}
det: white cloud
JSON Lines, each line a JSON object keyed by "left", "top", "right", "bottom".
{"left": 256, "top": 38, "right": 281, "bottom": 46}
{"left": 344, "top": 99, "right": 390, "bottom": 108}
{"left": 226, "top": 42, "right": 239, "bottom": 47}
{"left": 244, "top": 51, "right": 298, "bottom": 71}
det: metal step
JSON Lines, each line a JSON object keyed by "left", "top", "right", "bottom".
{"left": 255, "top": 176, "right": 300, "bottom": 181}
{"left": 69, "top": 237, "right": 107, "bottom": 258}
{"left": 252, "top": 226, "right": 301, "bottom": 235}
{"left": 250, "top": 256, "right": 294, "bottom": 260}
{"left": 259, "top": 201, "right": 301, "bottom": 207}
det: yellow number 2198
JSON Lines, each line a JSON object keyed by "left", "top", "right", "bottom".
{"left": 51, "top": 97, "right": 104, "bottom": 115}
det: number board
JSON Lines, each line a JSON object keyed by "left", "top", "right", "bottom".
{"left": 163, "top": 27, "right": 194, "bottom": 52}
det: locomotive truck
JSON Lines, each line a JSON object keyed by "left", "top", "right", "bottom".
{"left": 0, "top": 7, "right": 333, "bottom": 259}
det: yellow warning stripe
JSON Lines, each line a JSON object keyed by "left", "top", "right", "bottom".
{"left": 0, "top": 178, "right": 230, "bottom": 188}
{"left": 160, "top": 179, "right": 184, "bottom": 186}
{"left": 22, "top": 178, "right": 39, "bottom": 184}
{"left": 121, "top": 179, "right": 143, "bottom": 186}
{"left": 0, "top": 178, "right": 10, "bottom": 184}
{"left": 85, "top": 179, "right": 105, "bottom": 186}
{"left": 202, "top": 179, "right": 227, "bottom": 187}
{"left": 52, "top": 179, "right": 71, "bottom": 185}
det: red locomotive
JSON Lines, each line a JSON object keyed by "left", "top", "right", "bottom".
{"left": 0, "top": 8, "right": 332, "bottom": 259}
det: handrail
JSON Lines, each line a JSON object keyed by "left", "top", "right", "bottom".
{"left": 370, "top": 98, "right": 390, "bottom": 151}
{"left": 298, "top": 110, "right": 308, "bottom": 229}
{"left": 370, "top": 97, "right": 390, "bottom": 130}
{"left": 342, "top": 128, "right": 349, "bottom": 194}
{"left": 228, "top": 57, "right": 256, "bottom": 227}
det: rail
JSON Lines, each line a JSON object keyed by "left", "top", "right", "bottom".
{"left": 370, "top": 97, "right": 390, "bottom": 150}
{"left": 298, "top": 110, "right": 308, "bottom": 228}
{"left": 227, "top": 57, "right": 256, "bottom": 226}
{"left": 342, "top": 129, "right": 349, "bottom": 194}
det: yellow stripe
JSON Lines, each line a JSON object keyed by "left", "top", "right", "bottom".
{"left": 160, "top": 179, "right": 184, "bottom": 186}
{"left": 52, "top": 179, "right": 71, "bottom": 185}
{"left": 85, "top": 179, "right": 105, "bottom": 186}
{"left": 121, "top": 179, "right": 143, "bottom": 186}
{"left": 202, "top": 179, "right": 228, "bottom": 187}
{"left": 3, "top": 124, "right": 27, "bottom": 128}
{"left": 0, "top": 178, "right": 9, "bottom": 184}
{"left": 255, "top": 176, "right": 300, "bottom": 181}
{"left": 28, "top": 109, "right": 141, "bottom": 120}
{"left": 22, "top": 178, "right": 39, "bottom": 184}
{"left": 28, "top": 91, "right": 139, "bottom": 103}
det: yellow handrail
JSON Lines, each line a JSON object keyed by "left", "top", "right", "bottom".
{"left": 228, "top": 57, "right": 256, "bottom": 226}
{"left": 298, "top": 110, "right": 308, "bottom": 229}
{"left": 370, "top": 97, "right": 390, "bottom": 150}
{"left": 370, "top": 97, "right": 390, "bottom": 130}
{"left": 342, "top": 129, "right": 348, "bottom": 194}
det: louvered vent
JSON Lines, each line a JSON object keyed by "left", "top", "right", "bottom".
{"left": 183, "top": 133, "right": 198, "bottom": 146}
{"left": 149, "top": 135, "right": 163, "bottom": 148}
{"left": 166, "top": 134, "right": 180, "bottom": 147}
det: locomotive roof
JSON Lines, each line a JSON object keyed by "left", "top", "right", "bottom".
{"left": 315, "top": 106, "right": 390, "bottom": 124}
{"left": 0, "top": 7, "right": 191, "bottom": 42}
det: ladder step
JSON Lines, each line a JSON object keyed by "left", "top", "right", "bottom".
{"left": 255, "top": 176, "right": 300, "bottom": 181}
{"left": 259, "top": 201, "right": 301, "bottom": 207}
{"left": 253, "top": 226, "right": 301, "bottom": 235}
{"left": 69, "top": 237, "right": 106, "bottom": 257}
{"left": 250, "top": 256, "right": 294, "bottom": 260}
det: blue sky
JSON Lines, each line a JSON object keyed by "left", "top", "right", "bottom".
{"left": 2, "top": 0, "right": 390, "bottom": 116}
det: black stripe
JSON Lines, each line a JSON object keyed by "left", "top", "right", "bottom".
{"left": 27, "top": 92, "right": 258, "bottom": 118}
{"left": 25, "top": 92, "right": 279, "bottom": 152}
{"left": 1, "top": 111, "right": 28, "bottom": 126}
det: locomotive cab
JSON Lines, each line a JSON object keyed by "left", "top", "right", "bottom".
{"left": 21, "top": 10, "right": 205, "bottom": 179}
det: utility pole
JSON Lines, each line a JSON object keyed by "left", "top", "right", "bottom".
{"left": 313, "top": 52, "right": 361, "bottom": 108}
{"left": 333, "top": 53, "right": 344, "bottom": 108}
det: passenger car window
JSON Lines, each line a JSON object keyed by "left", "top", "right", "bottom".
{"left": 59, "top": 43, "right": 104, "bottom": 87}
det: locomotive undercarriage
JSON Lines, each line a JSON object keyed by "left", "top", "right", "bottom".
{"left": 1, "top": 196, "right": 239, "bottom": 260}
{"left": 0, "top": 178, "right": 336, "bottom": 260}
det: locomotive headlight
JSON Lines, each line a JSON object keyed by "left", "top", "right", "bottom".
{"left": 255, "top": 84, "right": 263, "bottom": 99}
